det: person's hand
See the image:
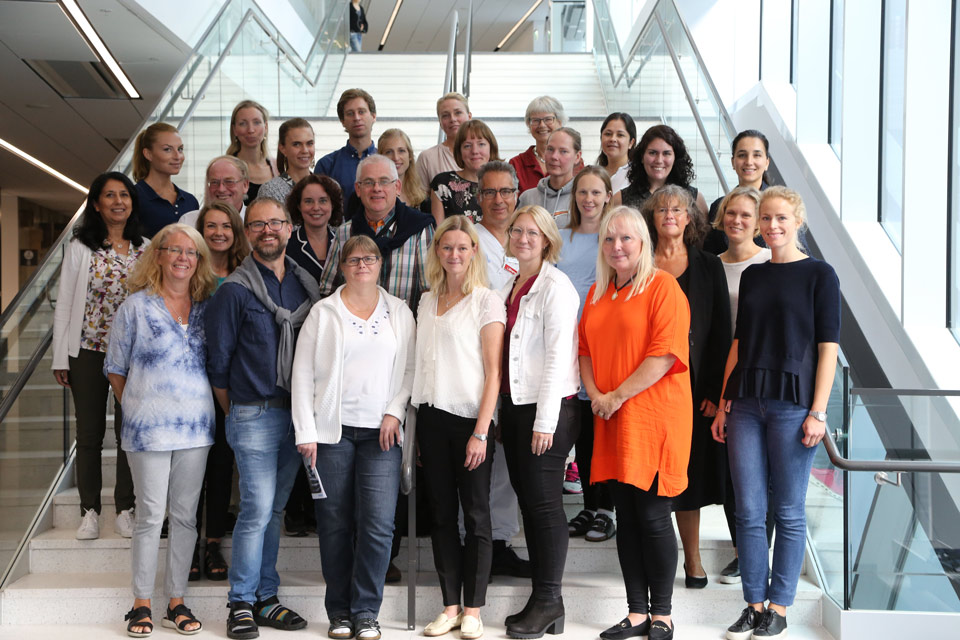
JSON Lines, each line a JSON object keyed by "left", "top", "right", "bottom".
{"left": 53, "top": 369, "right": 70, "bottom": 388}
{"left": 464, "top": 436, "right": 487, "bottom": 471}
{"left": 711, "top": 410, "right": 727, "bottom": 443}
{"left": 531, "top": 432, "right": 553, "bottom": 456}
{"left": 802, "top": 415, "right": 826, "bottom": 448}
{"left": 700, "top": 398, "right": 718, "bottom": 418}
{"left": 297, "top": 442, "right": 317, "bottom": 468}
{"left": 591, "top": 392, "right": 624, "bottom": 420}
{"left": 379, "top": 415, "right": 402, "bottom": 451}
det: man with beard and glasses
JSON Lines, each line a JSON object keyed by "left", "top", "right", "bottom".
{"left": 205, "top": 197, "right": 321, "bottom": 639}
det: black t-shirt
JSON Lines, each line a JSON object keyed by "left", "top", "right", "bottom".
{"left": 725, "top": 257, "right": 840, "bottom": 408}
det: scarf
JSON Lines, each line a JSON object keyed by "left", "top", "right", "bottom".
{"left": 349, "top": 199, "right": 434, "bottom": 288}
{"left": 225, "top": 255, "right": 321, "bottom": 391}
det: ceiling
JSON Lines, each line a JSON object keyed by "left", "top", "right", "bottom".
{"left": 0, "top": 0, "right": 549, "bottom": 216}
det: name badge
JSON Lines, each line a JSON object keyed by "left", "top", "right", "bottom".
{"left": 503, "top": 256, "right": 519, "bottom": 276}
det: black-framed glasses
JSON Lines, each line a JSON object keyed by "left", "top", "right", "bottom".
{"left": 508, "top": 227, "right": 541, "bottom": 240}
{"left": 245, "top": 219, "right": 288, "bottom": 232}
{"left": 529, "top": 116, "right": 557, "bottom": 126}
{"left": 160, "top": 246, "right": 199, "bottom": 258}
{"left": 344, "top": 255, "right": 380, "bottom": 267}
{"left": 479, "top": 188, "right": 517, "bottom": 200}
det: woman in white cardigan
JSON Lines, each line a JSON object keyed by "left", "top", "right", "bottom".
{"left": 498, "top": 205, "right": 580, "bottom": 639}
{"left": 291, "top": 234, "right": 415, "bottom": 640}
{"left": 52, "top": 171, "right": 146, "bottom": 541}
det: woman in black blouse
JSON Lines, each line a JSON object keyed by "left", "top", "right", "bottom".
{"left": 712, "top": 186, "right": 839, "bottom": 640}
{"left": 642, "top": 185, "right": 730, "bottom": 591}
{"left": 430, "top": 120, "right": 501, "bottom": 225}
{"left": 285, "top": 174, "right": 344, "bottom": 284}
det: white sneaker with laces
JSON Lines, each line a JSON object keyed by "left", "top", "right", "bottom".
{"left": 114, "top": 508, "right": 135, "bottom": 538}
{"left": 76, "top": 508, "right": 100, "bottom": 540}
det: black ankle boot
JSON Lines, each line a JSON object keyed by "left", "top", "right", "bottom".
{"left": 506, "top": 597, "right": 564, "bottom": 639}
{"left": 505, "top": 594, "right": 535, "bottom": 626}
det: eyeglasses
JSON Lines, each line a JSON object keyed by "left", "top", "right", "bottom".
{"left": 529, "top": 116, "right": 557, "bottom": 126}
{"left": 207, "top": 178, "right": 241, "bottom": 189}
{"left": 245, "top": 219, "right": 288, "bottom": 232}
{"left": 344, "top": 255, "right": 380, "bottom": 267}
{"left": 160, "top": 246, "right": 199, "bottom": 258}
{"left": 479, "top": 188, "right": 517, "bottom": 200}
{"left": 508, "top": 227, "right": 541, "bottom": 240}
{"left": 655, "top": 207, "right": 687, "bottom": 216}
{"left": 358, "top": 178, "right": 397, "bottom": 189}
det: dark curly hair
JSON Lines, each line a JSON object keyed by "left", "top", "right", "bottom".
{"left": 626, "top": 124, "right": 696, "bottom": 193}
{"left": 641, "top": 185, "right": 709, "bottom": 249}
{"left": 286, "top": 174, "right": 344, "bottom": 227}
{"left": 73, "top": 172, "right": 144, "bottom": 251}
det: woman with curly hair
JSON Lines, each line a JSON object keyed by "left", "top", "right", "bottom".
{"left": 613, "top": 124, "right": 707, "bottom": 217}
{"left": 285, "top": 174, "right": 345, "bottom": 283}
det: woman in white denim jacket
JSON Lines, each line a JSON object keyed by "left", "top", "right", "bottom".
{"left": 290, "top": 235, "right": 415, "bottom": 640}
{"left": 497, "top": 204, "right": 580, "bottom": 638}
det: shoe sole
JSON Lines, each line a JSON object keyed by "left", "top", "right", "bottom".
{"left": 254, "top": 616, "right": 308, "bottom": 631}
{"left": 718, "top": 575, "right": 742, "bottom": 584}
{"left": 585, "top": 531, "right": 616, "bottom": 542}
{"left": 752, "top": 631, "right": 787, "bottom": 639}
{"left": 505, "top": 616, "right": 564, "bottom": 638}
{"left": 328, "top": 630, "right": 353, "bottom": 639}
{"left": 725, "top": 628, "right": 755, "bottom": 640}
{"left": 161, "top": 618, "right": 202, "bottom": 635}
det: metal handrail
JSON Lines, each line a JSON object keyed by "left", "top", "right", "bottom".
{"left": 821, "top": 428, "right": 960, "bottom": 473}
{"left": 0, "top": 329, "right": 53, "bottom": 425}
{"left": 462, "top": 0, "right": 474, "bottom": 97}
{"left": 440, "top": 11, "right": 461, "bottom": 144}
{"left": 850, "top": 388, "right": 960, "bottom": 396}
{"left": 401, "top": 405, "right": 417, "bottom": 630}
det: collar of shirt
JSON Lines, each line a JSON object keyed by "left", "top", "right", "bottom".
{"left": 366, "top": 209, "right": 396, "bottom": 234}
{"left": 138, "top": 180, "right": 186, "bottom": 204}
{"left": 344, "top": 141, "right": 377, "bottom": 160}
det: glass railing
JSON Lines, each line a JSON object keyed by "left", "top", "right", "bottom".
{"left": 0, "top": 0, "right": 348, "bottom": 590}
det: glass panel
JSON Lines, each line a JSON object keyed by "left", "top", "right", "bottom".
{"left": 550, "top": 1, "right": 588, "bottom": 52}
{"left": 951, "top": 2, "right": 960, "bottom": 342}
{"left": 880, "top": 0, "right": 906, "bottom": 251}
{"left": 829, "top": 0, "right": 843, "bottom": 156}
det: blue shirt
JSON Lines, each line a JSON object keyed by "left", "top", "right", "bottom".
{"left": 104, "top": 291, "right": 214, "bottom": 452}
{"left": 314, "top": 140, "right": 377, "bottom": 203}
{"left": 135, "top": 180, "right": 200, "bottom": 238}
{"left": 205, "top": 258, "right": 309, "bottom": 402}
{"left": 556, "top": 229, "right": 598, "bottom": 401}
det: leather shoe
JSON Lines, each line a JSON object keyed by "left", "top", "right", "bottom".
{"left": 649, "top": 620, "right": 674, "bottom": 640}
{"left": 506, "top": 597, "right": 564, "bottom": 639}
{"left": 460, "top": 614, "right": 483, "bottom": 639}
{"left": 424, "top": 611, "right": 462, "bottom": 636}
{"left": 599, "top": 616, "right": 650, "bottom": 640}
{"left": 491, "top": 540, "right": 531, "bottom": 578}
{"left": 684, "top": 563, "right": 708, "bottom": 589}
{"left": 504, "top": 594, "right": 534, "bottom": 626}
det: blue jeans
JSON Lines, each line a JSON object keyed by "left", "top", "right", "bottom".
{"left": 314, "top": 426, "right": 401, "bottom": 620}
{"left": 349, "top": 32, "right": 362, "bottom": 52}
{"left": 726, "top": 397, "right": 816, "bottom": 606}
{"left": 225, "top": 404, "right": 301, "bottom": 604}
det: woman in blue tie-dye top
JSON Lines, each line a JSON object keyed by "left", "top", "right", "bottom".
{"left": 104, "top": 222, "right": 217, "bottom": 637}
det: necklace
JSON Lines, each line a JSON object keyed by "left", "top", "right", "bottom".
{"left": 611, "top": 275, "right": 634, "bottom": 300}
{"left": 441, "top": 289, "right": 464, "bottom": 310}
{"left": 533, "top": 147, "right": 545, "bottom": 165}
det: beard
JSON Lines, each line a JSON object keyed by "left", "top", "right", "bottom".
{"left": 253, "top": 234, "right": 287, "bottom": 261}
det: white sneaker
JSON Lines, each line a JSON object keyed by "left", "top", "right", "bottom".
{"left": 114, "top": 508, "right": 135, "bottom": 538}
{"left": 76, "top": 508, "right": 100, "bottom": 540}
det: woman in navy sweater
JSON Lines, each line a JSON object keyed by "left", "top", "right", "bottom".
{"left": 711, "top": 186, "right": 840, "bottom": 640}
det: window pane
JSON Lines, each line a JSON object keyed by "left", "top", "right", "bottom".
{"left": 880, "top": 0, "right": 906, "bottom": 251}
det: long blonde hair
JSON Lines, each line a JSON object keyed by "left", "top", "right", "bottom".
{"left": 378, "top": 128, "right": 428, "bottom": 207}
{"left": 591, "top": 206, "right": 656, "bottom": 304}
{"left": 425, "top": 216, "right": 489, "bottom": 295}
{"left": 129, "top": 223, "right": 217, "bottom": 301}
{"left": 226, "top": 100, "right": 270, "bottom": 160}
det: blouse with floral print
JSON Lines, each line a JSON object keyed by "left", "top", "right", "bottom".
{"left": 80, "top": 244, "right": 144, "bottom": 352}
{"left": 430, "top": 170, "right": 481, "bottom": 222}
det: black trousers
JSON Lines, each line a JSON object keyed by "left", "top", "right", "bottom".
{"left": 574, "top": 398, "right": 614, "bottom": 511}
{"left": 196, "top": 399, "right": 234, "bottom": 539}
{"left": 417, "top": 404, "right": 494, "bottom": 608}
{"left": 500, "top": 396, "right": 579, "bottom": 600}
{"left": 612, "top": 478, "right": 676, "bottom": 616}
{"left": 722, "top": 444, "right": 775, "bottom": 549}
{"left": 69, "top": 348, "right": 135, "bottom": 515}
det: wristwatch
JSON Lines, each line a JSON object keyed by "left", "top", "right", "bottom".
{"left": 471, "top": 432, "right": 488, "bottom": 442}
{"left": 808, "top": 410, "right": 827, "bottom": 422}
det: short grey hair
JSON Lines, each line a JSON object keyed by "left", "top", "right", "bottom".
{"left": 355, "top": 154, "right": 398, "bottom": 182}
{"left": 477, "top": 161, "right": 518, "bottom": 190}
{"left": 525, "top": 96, "right": 566, "bottom": 126}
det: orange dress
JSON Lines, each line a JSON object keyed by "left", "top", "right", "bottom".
{"left": 578, "top": 269, "right": 693, "bottom": 497}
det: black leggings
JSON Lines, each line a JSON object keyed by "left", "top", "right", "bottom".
{"left": 574, "top": 398, "right": 614, "bottom": 511}
{"left": 612, "top": 478, "right": 676, "bottom": 616}
{"left": 196, "top": 399, "right": 234, "bottom": 538}
{"left": 500, "top": 396, "right": 579, "bottom": 600}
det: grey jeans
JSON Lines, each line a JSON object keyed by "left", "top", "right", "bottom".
{"left": 127, "top": 446, "right": 210, "bottom": 600}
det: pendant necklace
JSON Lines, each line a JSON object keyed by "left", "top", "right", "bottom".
{"left": 612, "top": 275, "right": 634, "bottom": 300}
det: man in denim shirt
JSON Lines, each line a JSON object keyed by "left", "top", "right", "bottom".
{"left": 206, "top": 197, "right": 320, "bottom": 639}
{"left": 314, "top": 88, "right": 378, "bottom": 204}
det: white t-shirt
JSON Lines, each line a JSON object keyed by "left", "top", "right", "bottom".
{"left": 722, "top": 247, "right": 772, "bottom": 338}
{"left": 412, "top": 287, "right": 506, "bottom": 418}
{"left": 610, "top": 164, "right": 630, "bottom": 194}
{"left": 476, "top": 224, "right": 518, "bottom": 290}
{"left": 338, "top": 293, "right": 397, "bottom": 428}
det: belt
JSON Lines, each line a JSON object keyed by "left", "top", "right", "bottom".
{"left": 233, "top": 396, "right": 291, "bottom": 410}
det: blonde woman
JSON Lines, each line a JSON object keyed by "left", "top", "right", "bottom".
{"left": 379, "top": 128, "right": 429, "bottom": 210}
{"left": 104, "top": 223, "right": 217, "bottom": 637}
{"left": 226, "top": 100, "right": 278, "bottom": 203}
{"left": 132, "top": 123, "right": 199, "bottom": 238}
{"left": 412, "top": 216, "right": 505, "bottom": 639}
{"left": 579, "top": 206, "right": 692, "bottom": 640}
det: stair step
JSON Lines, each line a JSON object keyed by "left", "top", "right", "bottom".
{"left": 0, "top": 570, "right": 822, "bottom": 626}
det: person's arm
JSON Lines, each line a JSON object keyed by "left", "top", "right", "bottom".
{"left": 212, "top": 387, "right": 230, "bottom": 414}
{"left": 416, "top": 225, "right": 435, "bottom": 293}
{"left": 579, "top": 355, "right": 600, "bottom": 400}
{"left": 52, "top": 241, "right": 85, "bottom": 382}
{"left": 710, "top": 339, "right": 739, "bottom": 443}
{"left": 465, "top": 319, "right": 504, "bottom": 471}
{"left": 430, "top": 190, "right": 444, "bottom": 227}
{"left": 699, "top": 258, "right": 732, "bottom": 417}
{"left": 383, "top": 305, "right": 417, "bottom": 451}
{"left": 316, "top": 231, "right": 343, "bottom": 297}
{"left": 591, "top": 354, "right": 678, "bottom": 420}
{"left": 107, "top": 374, "right": 126, "bottom": 403}
{"left": 801, "top": 342, "right": 838, "bottom": 447}
{"left": 291, "top": 304, "right": 323, "bottom": 466}
{"left": 102, "top": 297, "right": 134, "bottom": 400}
{"left": 205, "top": 285, "right": 241, "bottom": 413}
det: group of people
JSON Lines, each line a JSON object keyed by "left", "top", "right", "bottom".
{"left": 50, "top": 85, "right": 840, "bottom": 640}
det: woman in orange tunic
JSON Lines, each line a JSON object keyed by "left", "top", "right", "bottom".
{"left": 578, "top": 205, "right": 692, "bottom": 640}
